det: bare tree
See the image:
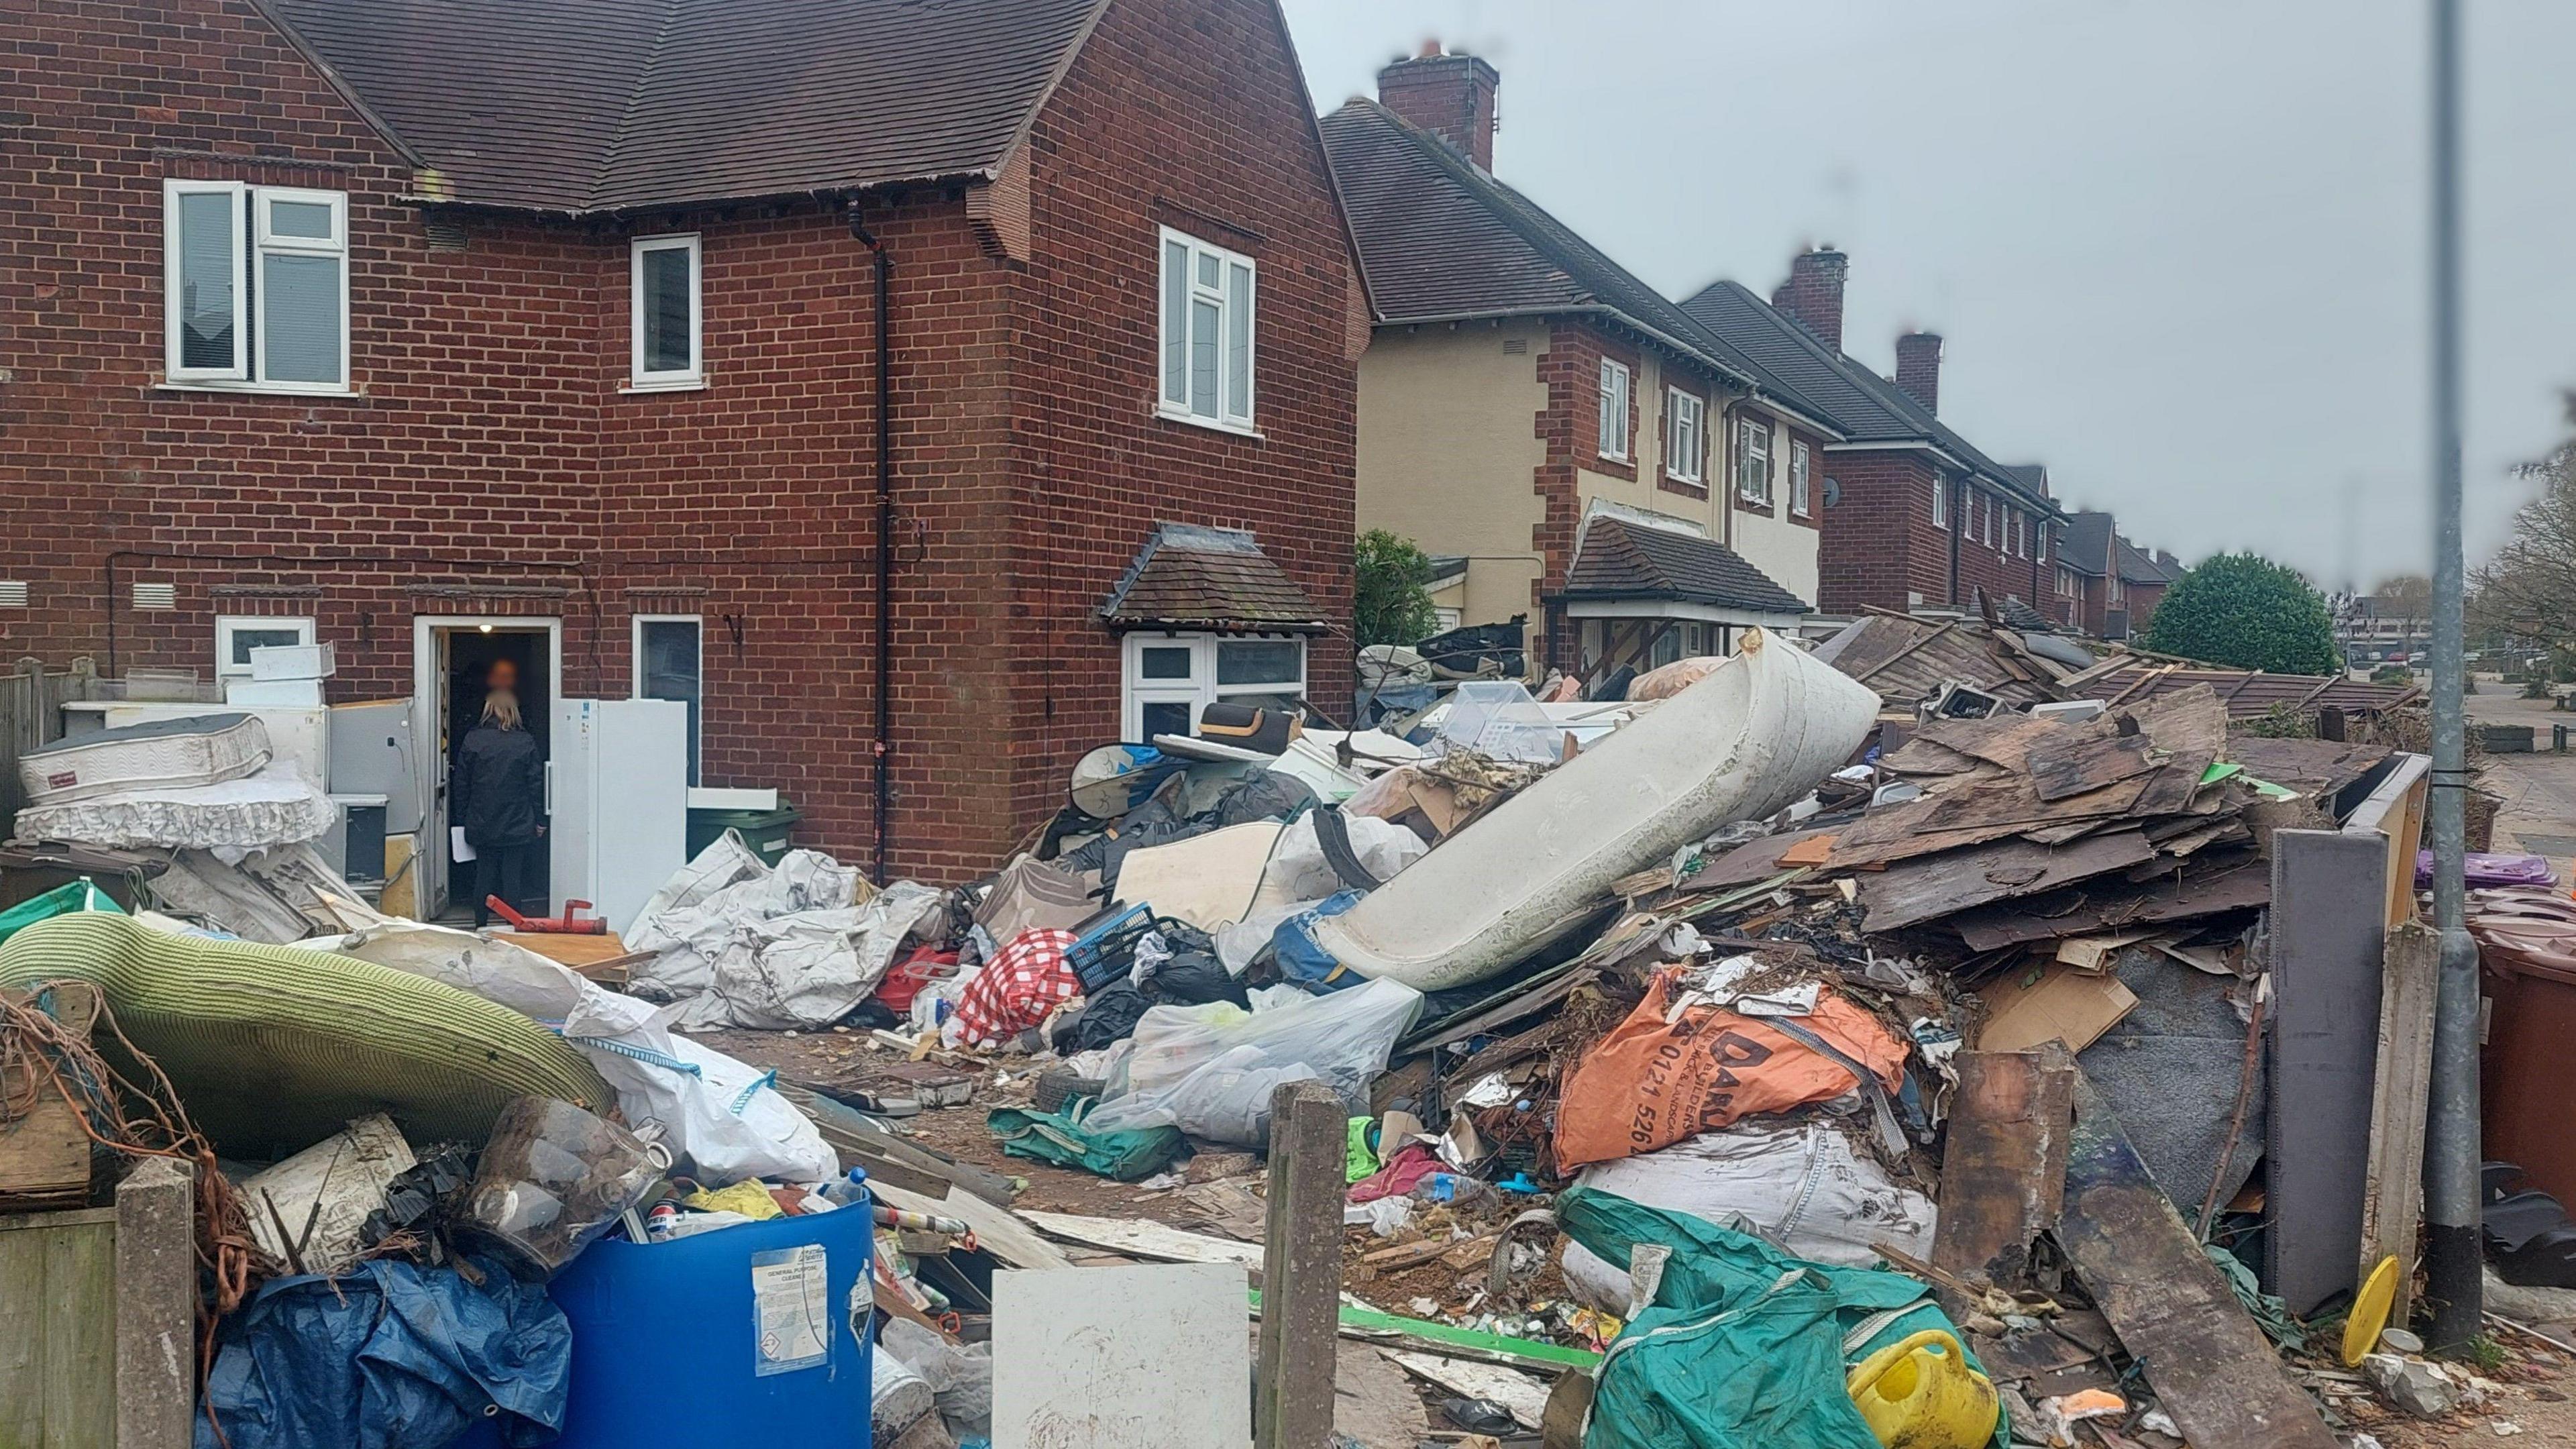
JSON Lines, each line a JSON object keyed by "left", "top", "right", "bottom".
{"left": 2470, "top": 396, "right": 2576, "bottom": 653}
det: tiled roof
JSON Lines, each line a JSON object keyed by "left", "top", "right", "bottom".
{"left": 2060, "top": 512, "right": 2116, "bottom": 578}
{"left": 1674, "top": 280, "right": 2059, "bottom": 517}
{"left": 1318, "top": 102, "right": 1843, "bottom": 437}
{"left": 1100, "top": 523, "right": 1327, "bottom": 633}
{"left": 1556, "top": 516, "right": 1810, "bottom": 616}
{"left": 264, "top": 0, "right": 1104, "bottom": 212}
{"left": 2072, "top": 662, "right": 2420, "bottom": 719}
{"left": 2115, "top": 540, "right": 2172, "bottom": 585}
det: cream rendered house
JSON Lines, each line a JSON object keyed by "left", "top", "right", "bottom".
{"left": 1325, "top": 50, "right": 1842, "bottom": 678}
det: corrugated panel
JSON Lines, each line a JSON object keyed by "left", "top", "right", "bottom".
{"left": 267, "top": 0, "right": 1100, "bottom": 212}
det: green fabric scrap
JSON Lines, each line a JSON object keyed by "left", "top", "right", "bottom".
{"left": 2205, "top": 1241, "right": 2308, "bottom": 1352}
{"left": 986, "top": 1105, "right": 1187, "bottom": 1183}
{"left": 0, "top": 880, "right": 123, "bottom": 946}
{"left": 1346, "top": 1116, "right": 1379, "bottom": 1183}
{"left": 1556, "top": 1185, "right": 2008, "bottom": 1449}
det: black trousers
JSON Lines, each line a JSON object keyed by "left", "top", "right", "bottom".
{"left": 473, "top": 842, "right": 539, "bottom": 926}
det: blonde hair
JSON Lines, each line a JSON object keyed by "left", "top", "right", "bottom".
{"left": 481, "top": 689, "right": 523, "bottom": 731}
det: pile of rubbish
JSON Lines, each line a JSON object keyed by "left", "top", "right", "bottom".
{"left": 5, "top": 622, "right": 2567, "bottom": 1448}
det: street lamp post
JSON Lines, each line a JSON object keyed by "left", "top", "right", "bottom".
{"left": 2422, "top": 0, "right": 2483, "bottom": 1354}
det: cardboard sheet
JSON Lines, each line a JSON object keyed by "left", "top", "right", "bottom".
{"left": 1974, "top": 959, "right": 2139, "bottom": 1053}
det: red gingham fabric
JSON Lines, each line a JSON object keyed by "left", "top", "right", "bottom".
{"left": 951, "top": 928, "right": 1079, "bottom": 1045}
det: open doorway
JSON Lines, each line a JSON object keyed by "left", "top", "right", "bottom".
{"left": 413, "top": 618, "right": 560, "bottom": 920}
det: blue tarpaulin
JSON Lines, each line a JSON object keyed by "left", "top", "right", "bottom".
{"left": 196, "top": 1254, "right": 570, "bottom": 1449}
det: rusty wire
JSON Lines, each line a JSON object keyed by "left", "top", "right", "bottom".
{"left": 1, "top": 982, "right": 266, "bottom": 1444}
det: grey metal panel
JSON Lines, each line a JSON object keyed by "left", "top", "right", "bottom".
{"left": 2265, "top": 828, "right": 2391, "bottom": 1315}
{"left": 328, "top": 700, "right": 419, "bottom": 834}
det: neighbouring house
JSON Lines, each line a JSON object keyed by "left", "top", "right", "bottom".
{"left": 0, "top": 0, "right": 1362, "bottom": 894}
{"left": 2335, "top": 593, "right": 2433, "bottom": 666}
{"left": 2057, "top": 512, "right": 2176, "bottom": 640}
{"left": 1324, "top": 49, "right": 1843, "bottom": 682}
{"left": 1677, "top": 250, "right": 2071, "bottom": 624}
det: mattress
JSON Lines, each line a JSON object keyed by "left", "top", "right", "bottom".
{"left": 19, "top": 712, "right": 272, "bottom": 806}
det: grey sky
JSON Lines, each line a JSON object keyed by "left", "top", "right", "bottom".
{"left": 1279, "top": 0, "right": 2576, "bottom": 589}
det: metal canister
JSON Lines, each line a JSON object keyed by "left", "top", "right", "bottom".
{"left": 644, "top": 1203, "right": 678, "bottom": 1242}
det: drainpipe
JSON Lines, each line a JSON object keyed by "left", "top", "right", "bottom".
{"left": 850, "top": 209, "right": 895, "bottom": 885}
{"left": 1945, "top": 474, "right": 1962, "bottom": 607}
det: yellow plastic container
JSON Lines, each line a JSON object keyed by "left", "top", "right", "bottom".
{"left": 1845, "top": 1329, "right": 1999, "bottom": 1449}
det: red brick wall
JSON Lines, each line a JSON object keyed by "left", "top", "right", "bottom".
{"left": 0, "top": 0, "right": 610, "bottom": 707}
{"left": 1816, "top": 450, "right": 1949, "bottom": 613}
{"left": 2, "top": 0, "right": 1357, "bottom": 886}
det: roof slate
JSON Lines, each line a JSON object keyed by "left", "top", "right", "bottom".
{"left": 2114, "top": 540, "right": 2173, "bottom": 586}
{"left": 1318, "top": 101, "right": 1842, "bottom": 435}
{"left": 1100, "top": 523, "right": 1326, "bottom": 633}
{"left": 2060, "top": 512, "right": 2116, "bottom": 578}
{"left": 1675, "top": 279, "right": 2059, "bottom": 515}
{"left": 1558, "top": 517, "right": 1810, "bottom": 616}
{"left": 266, "top": 0, "right": 1103, "bottom": 212}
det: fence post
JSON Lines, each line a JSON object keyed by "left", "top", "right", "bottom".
{"left": 1254, "top": 1081, "right": 1346, "bottom": 1449}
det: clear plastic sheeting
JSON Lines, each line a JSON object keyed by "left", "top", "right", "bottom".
{"left": 1083, "top": 976, "right": 1421, "bottom": 1144}
{"left": 333, "top": 919, "right": 833, "bottom": 1183}
{"left": 1426, "top": 681, "right": 1568, "bottom": 765}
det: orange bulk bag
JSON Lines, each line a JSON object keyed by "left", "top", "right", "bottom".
{"left": 1554, "top": 969, "right": 1909, "bottom": 1169}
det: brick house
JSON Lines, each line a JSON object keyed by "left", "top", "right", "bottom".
{"left": 2059, "top": 512, "right": 2176, "bottom": 639}
{"left": 1678, "top": 250, "right": 2071, "bottom": 624}
{"left": 1324, "top": 50, "right": 1842, "bottom": 680}
{"left": 0, "top": 0, "right": 1361, "bottom": 898}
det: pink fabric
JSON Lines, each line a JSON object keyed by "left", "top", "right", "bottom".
{"left": 1347, "top": 1143, "right": 1441, "bottom": 1203}
{"left": 951, "top": 928, "right": 1079, "bottom": 1045}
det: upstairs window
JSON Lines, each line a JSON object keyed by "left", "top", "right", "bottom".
{"left": 1597, "top": 360, "right": 1631, "bottom": 461}
{"left": 1159, "top": 227, "right": 1256, "bottom": 431}
{"left": 1735, "top": 417, "right": 1771, "bottom": 502}
{"left": 1931, "top": 476, "right": 1948, "bottom": 530}
{"left": 630, "top": 234, "right": 703, "bottom": 388}
{"left": 1790, "top": 441, "right": 1812, "bottom": 516}
{"left": 1666, "top": 390, "right": 1706, "bottom": 484}
{"left": 164, "top": 180, "right": 348, "bottom": 391}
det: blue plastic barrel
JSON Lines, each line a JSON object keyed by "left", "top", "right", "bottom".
{"left": 544, "top": 1203, "right": 875, "bottom": 1446}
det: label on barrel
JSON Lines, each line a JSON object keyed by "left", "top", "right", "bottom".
{"left": 750, "top": 1244, "right": 831, "bottom": 1376}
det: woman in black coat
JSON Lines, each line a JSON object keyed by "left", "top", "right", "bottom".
{"left": 451, "top": 688, "right": 545, "bottom": 926}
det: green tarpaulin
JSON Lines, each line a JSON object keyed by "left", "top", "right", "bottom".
{"left": 0, "top": 880, "right": 123, "bottom": 946}
{"left": 1556, "top": 1185, "right": 2006, "bottom": 1449}
{"left": 986, "top": 1105, "right": 1188, "bottom": 1182}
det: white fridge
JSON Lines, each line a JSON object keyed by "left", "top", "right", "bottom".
{"left": 549, "top": 698, "right": 690, "bottom": 935}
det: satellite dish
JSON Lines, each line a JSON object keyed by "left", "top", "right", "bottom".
{"left": 1822, "top": 477, "right": 1842, "bottom": 508}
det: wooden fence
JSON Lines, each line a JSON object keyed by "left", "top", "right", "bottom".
{"left": 0, "top": 657, "right": 109, "bottom": 835}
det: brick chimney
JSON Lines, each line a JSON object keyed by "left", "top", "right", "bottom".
{"left": 1774, "top": 248, "right": 1848, "bottom": 353}
{"left": 1894, "top": 331, "right": 1943, "bottom": 413}
{"left": 1377, "top": 44, "right": 1501, "bottom": 170}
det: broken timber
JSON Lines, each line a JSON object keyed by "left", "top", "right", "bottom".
{"left": 2058, "top": 1072, "right": 2339, "bottom": 1449}
{"left": 1929, "top": 1048, "right": 2075, "bottom": 1312}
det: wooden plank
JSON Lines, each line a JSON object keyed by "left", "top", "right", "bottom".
{"left": 1860, "top": 830, "right": 2157, "bottom": 932}
{"left": 2058, "top": 1073, "right": 2341, "bottom": 1449}
{"left": 1949, "top": 859, "right": 2273, "bottom": 951}
{"left": 490, "top": 928, "right": 631, "bottom": 967}
{"left": 1929, "top": 1050, "right": 2075, "bottom": 1306}
{"left": 2359, "top": 922, "right": 2440, "bottom": 1327}
{"left": 1018, "top": 1210, "right": 1264, "bottom": 1273}
{"left": 2025, "top": 730, "right": 2158, "bottom": 802}
{"left": 0, "top": 1208, "right": 115, "bottom": 1449}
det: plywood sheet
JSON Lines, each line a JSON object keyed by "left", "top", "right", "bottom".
{"left": 1931, "top": 1049, "right": 2074, "bottom": 1299}
{"left": 1861, "top": 830, "right": 2155, "bottom": 932}
{"left": 2059, "top": 1074, "right": 2340, "bottom": 1449}
{"left": 993, "top": 1263, "right": 1250, "bottom": 1449}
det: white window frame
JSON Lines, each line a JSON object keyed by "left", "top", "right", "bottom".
{"left": 1666, "top": 389, "right": 1706, "bottom": 485}
{"left": 163, "top": 180, "right": 350, "bottom": 394}
{"left": 631, "top": 613, "right": 704, "bottom": 784}
{"left": 1597, "top": 360, "right": 1632, "bottom": 462}
{"left": 1736, "top": 417, "right": 1772, "bottom": 504}
{"left": 1157, "top": 226, "right": 1257, "bottom": 434}
{"left": 1789, "top": 441, "right": 1812, "bottom": 517}
{"left": 214, "top": 614, "right": 316, "bottom": 679}
{"left": 1931, "top": 476, "right": 1948, "bottom": 530}
{"left": 629, "top": 233, "right": 704, "bottom": 390}
{"left": 1120, "top": 631, "right": 1307, "bottom": 741}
